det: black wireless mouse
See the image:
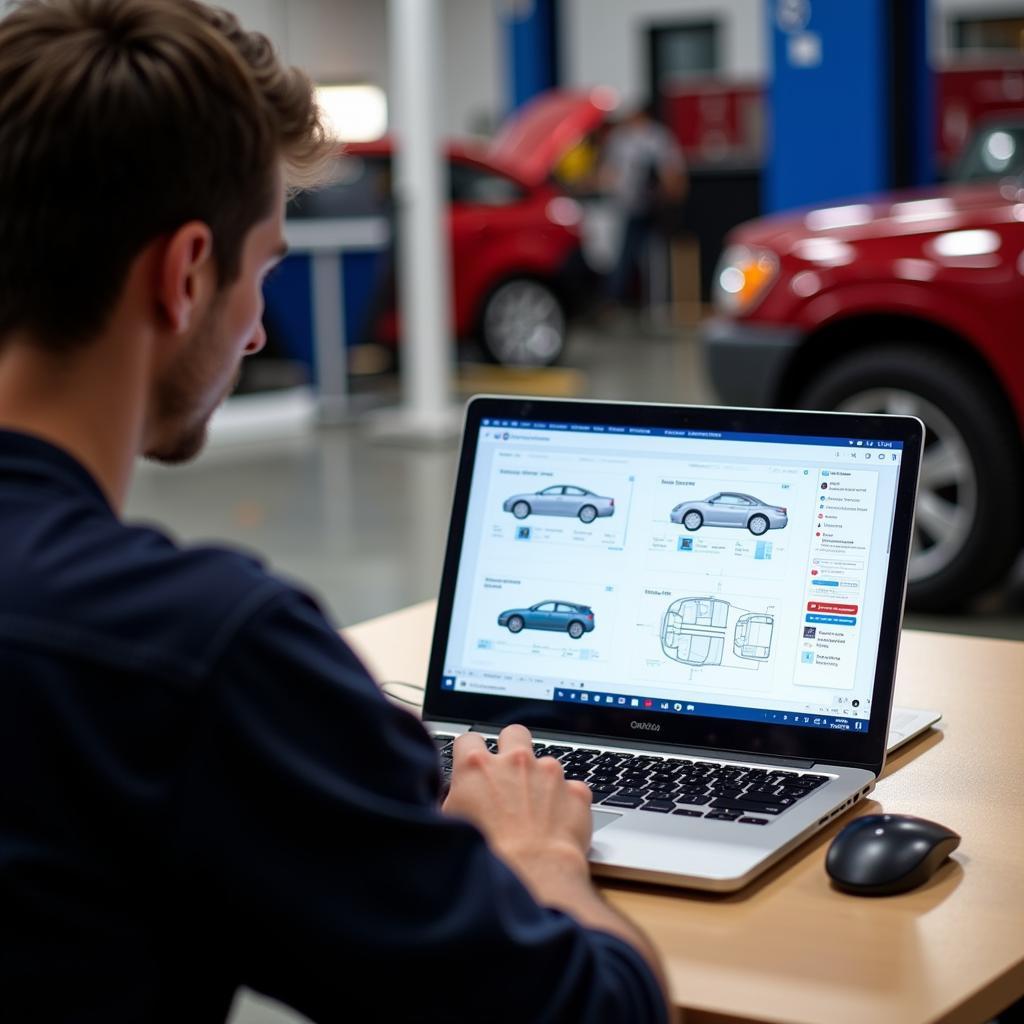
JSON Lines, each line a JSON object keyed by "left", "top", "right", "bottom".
{"left": 826, "top": 814, "right": 960, "bottom": 895}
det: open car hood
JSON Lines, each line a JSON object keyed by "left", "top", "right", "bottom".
{"left": 488, "top": 87, "right": 617, "bottom": 187}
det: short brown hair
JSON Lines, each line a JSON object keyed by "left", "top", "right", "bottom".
{"left": 0, "top": 0, "right": 334, "bottom": 348}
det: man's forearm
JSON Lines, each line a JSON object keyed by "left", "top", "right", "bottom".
{"left": 507, "top": 845, "right": 673, "bottom": 1015}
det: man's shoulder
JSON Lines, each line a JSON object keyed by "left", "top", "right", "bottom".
{"left": 0, "top": 503, "right": 295, "bottom": 683}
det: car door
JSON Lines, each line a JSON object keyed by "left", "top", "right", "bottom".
{"left": 710, "top": 494, "right": 747, "bottom": 526}
{"left": 534, "top": 486, "right": 564, "bottom": 514}
{"left": 448, "top": 158, "right": 534, "bottom": 336}
{"left": 562, "top": 485, "right": 588, "bottom": 515}
{"left": 527, "top": 601, "right": 558, "bottom": 629}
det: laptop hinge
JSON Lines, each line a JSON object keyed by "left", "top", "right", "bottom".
{"left": 468, "top": 725, "right": 816, "bottom": 769}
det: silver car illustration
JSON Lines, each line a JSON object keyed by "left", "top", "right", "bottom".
{"left": 497, "top": 600, "right": 595, "bottom": 639}
{"left": 670, "top": 492, "right": 788, "bottom": 536}
{"left": 503, "top": 485, "right": 614, "bottom": 524}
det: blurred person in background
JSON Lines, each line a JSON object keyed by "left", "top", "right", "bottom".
{"left": 601, "top": 100, "right": 687, "bottom": 309}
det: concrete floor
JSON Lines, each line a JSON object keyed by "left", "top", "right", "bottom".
{"left": 124, "top": 323, "right": 1022, "bottom": 1024}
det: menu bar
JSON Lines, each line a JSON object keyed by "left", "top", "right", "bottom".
{"left": 480, "top": 419, "right": 904, "bottom": 449}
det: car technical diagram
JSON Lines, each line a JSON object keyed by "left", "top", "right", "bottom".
{"left": 497, "top": 600, "right": 596, "bottom": 639}
{"left": 733, "top": 612, "right": 774, "bottom": 660}
{"left": 503, "top": 485, "right": 615, "bottom": 524}
{"left": 670, "top": 492, "right": 788, "bottom": 535}
{"left": 660, "top": 597, "right": 775, "bottom": 668}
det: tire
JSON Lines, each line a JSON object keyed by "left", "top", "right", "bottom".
{"left": 748, "top": 514, "right": 769, "bottom": 536}
{"left": 479, "top": 278, "right": 566, "bottom": 366}
{"left": 507, "top": 615, "right": 524, "bottom": 634}
{"left": 578, "top": 504, "right": 598, "bottom": 524}
{"left": 799, "top": 346, "right": 1023, "bottom": 611}
{"left": 567, "top": 621, "right": 585, "bottom": 639}
{"left": 682, "top": 510, "right": 703, "bottom": 531}
{"left": 512, "top": 501, "right": 531, "bottom": 520}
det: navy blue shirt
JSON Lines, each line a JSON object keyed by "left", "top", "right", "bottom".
{"left": 0, "top": 430, "right": 666, "bottom": 1023}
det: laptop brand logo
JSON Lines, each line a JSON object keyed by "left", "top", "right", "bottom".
{"left": 630, "top": 721, "right": 661, "bottom": 732}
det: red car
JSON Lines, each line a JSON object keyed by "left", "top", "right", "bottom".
{"left": 703, "top": 161, "right": 1024, "bottom": 610}
{"left": 285, "top": 90, "right": 611, "bottom": 366}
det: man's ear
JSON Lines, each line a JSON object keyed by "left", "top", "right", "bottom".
{"left": 156, "top": 222, "right": 215, "bottom": 334}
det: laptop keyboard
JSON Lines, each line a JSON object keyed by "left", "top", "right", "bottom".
{"left": 431, "top": 735, "right": 830, "bottom": 825}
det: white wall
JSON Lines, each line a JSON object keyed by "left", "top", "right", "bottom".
{"left": 559, "top": 0, "right": 1024, "bottom": 105}
{"left": 219, "top": 0, "right": 501, "bottom": 137}
{"left": 560, "top": 0, "right": 766, "bottom": 107}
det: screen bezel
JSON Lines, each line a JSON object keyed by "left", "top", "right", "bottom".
{"left": 424, "top": 396, "right": 923, "bottom": 776}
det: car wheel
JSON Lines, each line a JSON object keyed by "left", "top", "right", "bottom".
{"left": 748, "top": 514, "right": 769, "bottom": 536}
{"left": 512, "top": 501, "right": 531, "bottom": 519}
{"left": 799, "top": 346, "right": 1023, "bottom": 611}
{"left": 479, "top": 278, "right": 566, "bottom": 366}
{"left": 507, "top": 615, "right": 524, "bottom": 634}
{"left": 568, "top": 621, "right": 585, "bottom": 639}
{"left": 682, "top": 510, "right": 703, "bottom": 531}
{"left": 578, "top": 504, "right": 597, "bottom": 524}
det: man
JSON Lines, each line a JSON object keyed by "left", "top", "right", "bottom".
{"left": 0, "top": 2, "right": 670, "bottom": 1021}
{"left": 602, "top": 101, "right": 687, "bottom": 308}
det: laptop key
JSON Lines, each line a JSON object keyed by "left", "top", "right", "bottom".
{"left": 602, "top": 794, "right": 644, "bottom": 809}
{"left": 711, "top": 799, "right": 786, "bottom": 815}
{"left": 672, "top": 808, "right": 704, "bottom": 817}
{"left": 640, "top": 799, "right": 675, "bottom": 813}
{"left": 738, "top": 817, "right": 770, "bottom": 825}
{"left": 674, "top": 794, "right": 712, "bottom": 805}
{"left": 706, "top": 811, "right": 742, "bottom": 821}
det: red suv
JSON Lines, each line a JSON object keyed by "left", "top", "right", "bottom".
{"left": 703, "top": 128, "right": 1024, "bottom": 610}
{"left": 280, "top": 90, "right": 611, "bottom": 367}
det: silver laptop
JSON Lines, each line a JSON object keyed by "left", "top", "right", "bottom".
{"left": 424, "top": 397, "right": 923, "bottom": 890}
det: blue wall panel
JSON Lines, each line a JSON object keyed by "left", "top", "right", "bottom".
{"left": 503, "top": 0, "right": 559, "bottom": 114}
{"left": 766, "top": 0, "right": 889, "bottom": 212}
{"left": 341, "top": 250, "right": 386, "bottom": 349}
{"left": 263, "top": 254, "right": 313, "bottom": 367}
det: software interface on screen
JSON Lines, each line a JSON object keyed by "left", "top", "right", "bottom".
{"left": 440, "top": 418, "right": 907, "bottom": 733}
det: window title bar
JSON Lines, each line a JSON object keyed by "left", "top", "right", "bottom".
{"left": 480, "top": 419, "right": 904, "bottom": 450}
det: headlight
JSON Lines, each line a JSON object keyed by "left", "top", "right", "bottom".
{"left": 713, "top": 245, "right": 779, "bottom": 314}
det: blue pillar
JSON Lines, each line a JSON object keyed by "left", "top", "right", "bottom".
{"left": 503, "top": 0, "right": 559, "bottom": 114}
{"left": 765, "top": 0, "right": 933, "bottom": 213}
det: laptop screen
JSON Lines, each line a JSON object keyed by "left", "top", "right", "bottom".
{"left": 432, "top": 403, "right": 915, "bottom": 748}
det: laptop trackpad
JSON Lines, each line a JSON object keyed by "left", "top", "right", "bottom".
{"left": 592, "top": 810, "right": 621, "bottom": 833}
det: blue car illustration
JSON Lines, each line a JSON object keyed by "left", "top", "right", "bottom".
{"left": 498, "top": 600, "right": 595, "bottom": 639}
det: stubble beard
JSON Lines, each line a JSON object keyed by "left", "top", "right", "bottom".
{"left": 144, "top": 304, "right": 241, "bottom": 465}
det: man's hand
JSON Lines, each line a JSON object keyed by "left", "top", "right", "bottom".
{"left": 442, "top": 724, "right": 593, "bottom": 900}
{"left": 442, "top": 724, "right": 672, "bottom": 1014}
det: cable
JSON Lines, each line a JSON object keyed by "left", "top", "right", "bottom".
{"left": 379, "top": 680, "right": 425, "bottom": 708}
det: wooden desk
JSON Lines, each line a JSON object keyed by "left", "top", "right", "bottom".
{"left": 344, "top": 601, "right": 1024, "bottom": 1024}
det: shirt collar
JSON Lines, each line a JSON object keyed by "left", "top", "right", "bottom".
{"left": 0, "top": 429, "right": 114, "bottom": 513}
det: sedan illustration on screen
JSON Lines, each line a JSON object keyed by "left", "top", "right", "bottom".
{"left": 502, "top": 485, "right": 614, "bottom": 524}
{"left": 497, "top": 600, "right": 595, "bottom": 639}
{"left": 670, "top": 492, "right": 788, "bottom": 536}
